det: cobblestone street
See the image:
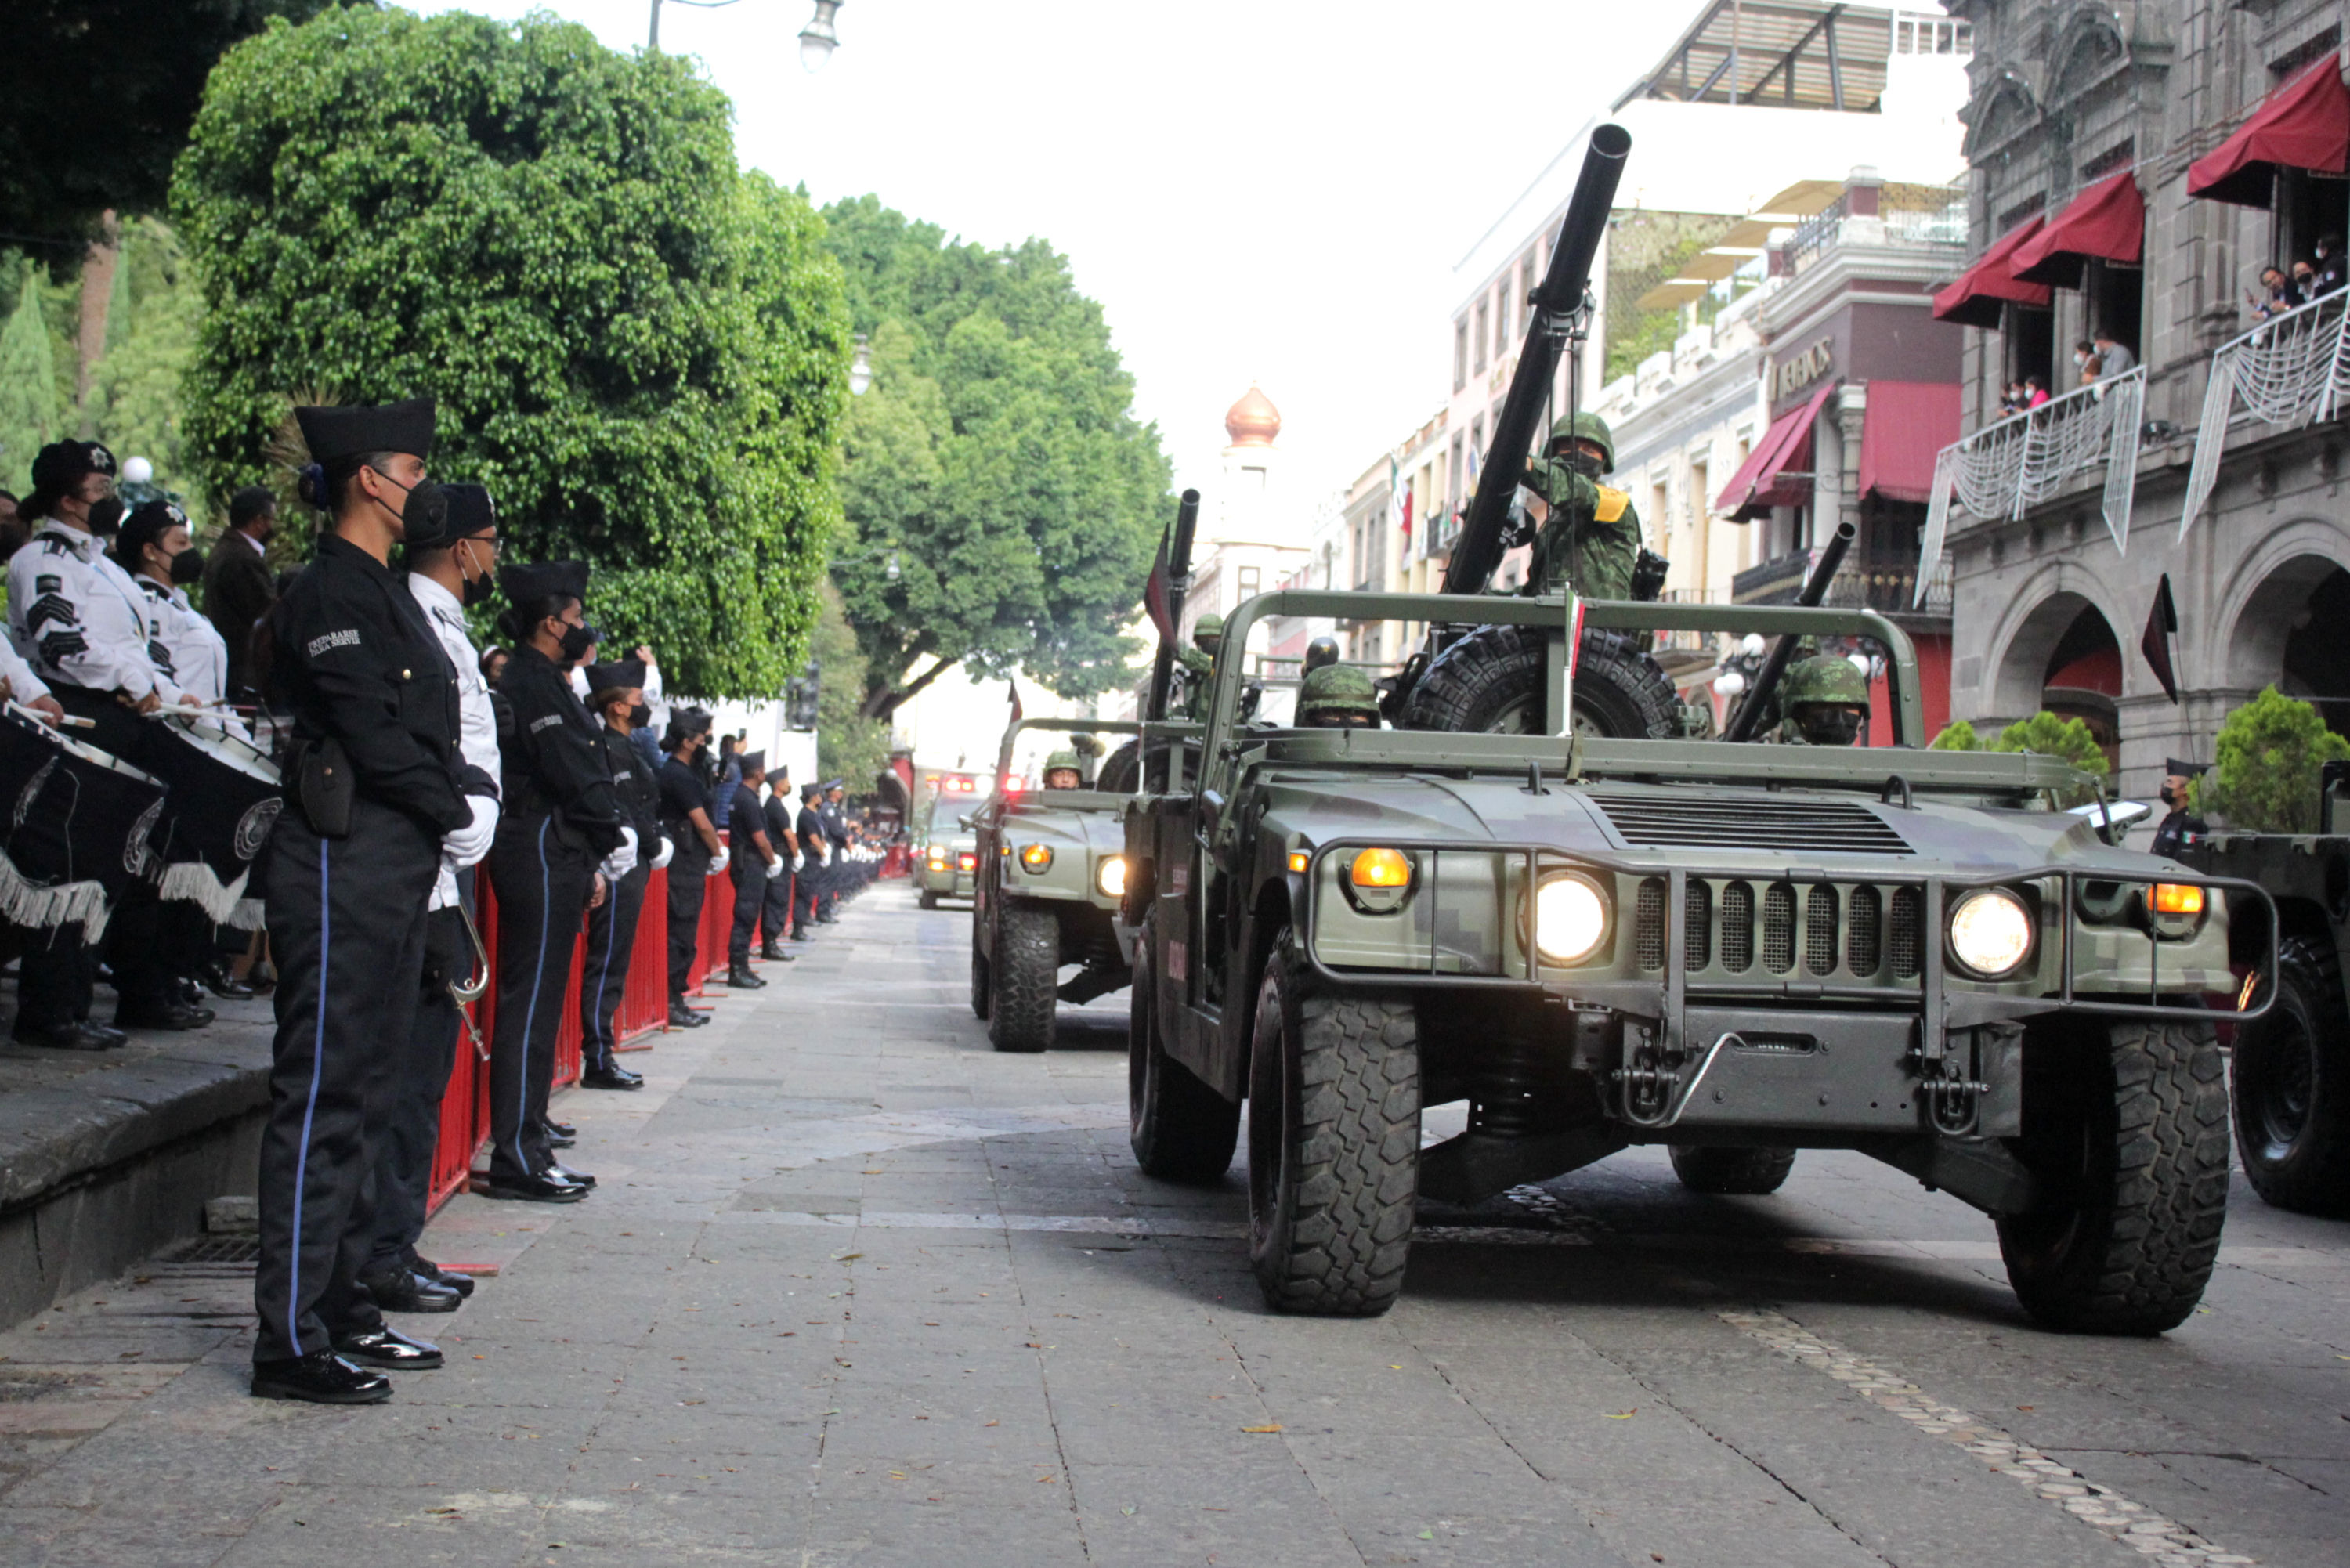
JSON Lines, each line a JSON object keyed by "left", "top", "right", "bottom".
{"left": 2, "top": 883, "right": 2345, "bottom": 1568}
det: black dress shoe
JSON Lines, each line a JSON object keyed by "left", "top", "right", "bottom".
{"left": 476, "top": 1171, "right": 589, "bottom": 1203}
{"left": 790, "top": 927, "right": 812, "bottom": 941}
{"left": 760, "top": 941, "right": 797, "bottom": 962}
{"left": 360, "top": 1267, "right": 463, "bottom": 1313}
{"left": 333, "top": 1325, "right": 443, "bottom": 1369}
{"left": 409, "top": 1253, "right": 476, "bottom": 1298}
{"left": 544, "top": 1162, "right": 596, "bottom": 1188}
{"left": 114, "top": 998, "right": 215, "bottom": 1031}
{"left": 200, "top": 962, "right": 258, "bottom": 1001}
{"left": 251, "top": 1351, "right": 391, "bottom": 1404}
{"left": 726, "top": 966, "right": 766, "bottom": 988}
{"left": 175, "top": 974, "right": 207, "bottom": 1006}
{"left": 580, "top": 1065, "right": 643, "bottom": 1090}
{"left": 544, "top": 1118, "right": 577, "bottom": 1139}
{"left": 13, "top": 1020, "right": 124, "bottom": 1051}
{"left": 666, "top": 1001, "right": 703, "bottom": 1028}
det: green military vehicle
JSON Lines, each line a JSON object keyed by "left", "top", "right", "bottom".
{"left": 969, "top": 718, "right": 1143, "bottom": 1053}
{"left": 915, "top": 831, "right": 979, "bottom": 909}
{"left": 1118, "top": 124, "right": 2275, "bottom": 1335}
{"left": 2178, "top": 761, "right": 2350, "bottom": 1216}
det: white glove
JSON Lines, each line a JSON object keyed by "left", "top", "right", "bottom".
{"left": 651, "top": 833, "right": 675, "bottom": 871}
{"left": 765, "top": 853, "right": 783, "bottom": 874}
{"left": 598, "top": 825, "right": 639, "bottom": 882}
{"left": 442, "top": 795, "right": 499, "bottom": 871}
{"left": 709, "top": 844, "right": 729, "bottom": 876}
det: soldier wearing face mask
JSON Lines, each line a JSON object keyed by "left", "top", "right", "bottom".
{"left": 1520, "top": 412, "right": 1640, "bottom": 602}
{"left": 117, "top": 500, "right": 228, "bottom": 705}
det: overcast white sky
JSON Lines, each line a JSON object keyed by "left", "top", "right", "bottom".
{"left": 420, "top": 1, "right": 1695, "bottom": 503}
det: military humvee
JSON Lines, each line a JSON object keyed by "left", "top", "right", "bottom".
{"left": 1122, "top": 588, "right": 2274, "bottom": 1334}
{"left": 969, "top": 717, "right": 1143, "bottom": 1053}
{"left": 914, "top": 832, "right": 978, "bottom": 909}
{"left": 2178, "top": 760, "right": 2350, "bottom": 1216}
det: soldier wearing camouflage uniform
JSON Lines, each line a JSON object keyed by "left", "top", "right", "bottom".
{"left": 1776, "top": 653, "right": 1870, "bottom": 746}
{"left": 1521, "top": 411, "right": 1641, "bottom": 601}
{"left": 1042, "top": 750, "right": 1084, "bottom": 789}
{"left": 1173, "top": 613, "right": 1223, "bottom": 717}
{"left": 1296, "top": 663, "right": 1382, "bottom": 729}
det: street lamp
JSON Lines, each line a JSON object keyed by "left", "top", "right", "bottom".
{"left": 848, "top": 333, "right": 873, "bottom": 396}
{"left": 648, "top": 0, "right": 844, "bottom": 69}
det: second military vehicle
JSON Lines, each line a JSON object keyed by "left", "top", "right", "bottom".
{"left": 970, "top": 718, "right": 1143, "bottom": 1053}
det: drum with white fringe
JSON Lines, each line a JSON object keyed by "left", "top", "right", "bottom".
{"left": 141, "top": 713, "right": 282, "bottom": 929}
{"left": 1, "top": 703, "right": 168, "bottom": 938}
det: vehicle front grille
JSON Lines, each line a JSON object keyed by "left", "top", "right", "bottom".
{"left": 1628, "top": 874, "right": 1925, "bottom": 990}
{"left": 1585, "top": 792, "right": 1915, "bottom": 855}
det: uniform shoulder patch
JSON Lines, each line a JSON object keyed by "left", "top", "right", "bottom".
{"left": 1594, "top": 486, "right": 1630, "bottom": 524}
{"left": 530, "top": 714, "right": 564, "bottom": 734}
{"left": 34, "top": 575, "right": 60, "bottom": 594}
{"left": 306, "top": 629, "right": 361, "bottom": 658}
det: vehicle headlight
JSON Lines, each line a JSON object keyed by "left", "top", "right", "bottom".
{"left": 1533, "top": 873, "right": 1610, "bottom": 965}
{"left": 1948, "top": 887, "right": 2034, "bottom": 977}
{"left": 1094, "top": 855, "right": 1127, "bottom": 898}
{"left": 1018, "top": 844, "right": 1054, "bottom": 873}
{"left": 1343, "top": 847, "right": 1415, "bottom": 913}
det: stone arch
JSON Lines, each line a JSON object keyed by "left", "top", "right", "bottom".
{"left": 1963, "top": 71, "right": 2043, "bottom": 160}
{"left": 2049, "top": 9, "right": 2131, "bottom": 103}
{"left": 2207, "top": 515, "right": 2350, "bottom": 691}
{"left": 1983, "top": 562, "right": 2133, "bottom": 721}
{"left": 2215, "top": 521, "right": 2350, "bottom": 735}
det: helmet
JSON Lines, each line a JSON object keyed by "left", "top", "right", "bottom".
{"left": 1303, "top": 635, "right": 1340, "bottom": 674}
{"left": 1784, "top": 653, "right": 1870, "bottom": 710}
{"left": 1194, "top": 613, "right": 1224, "bottom": 648}
{"left": 1296, "top": 663, "right": 1382, "bottom": 726}
{"left": 1546, "top": 411, "right": 1614, "bottom": 468}
{"left": 1043, "top": 749, "right": 1082, "bottom": 772}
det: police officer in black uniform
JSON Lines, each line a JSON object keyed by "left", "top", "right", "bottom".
{"left": 658, "top": 708, "right": 725, "bottom": 1024}
{"left": 2149, "top": 758, "right": 2209, "bottom": 858}
{"left": 759, "top": 768, "right": 800, "bottom": 960}
{"left": 795, "top": 782, "right": 830, "bottom": 933}
{"left": 725, "top": 752, "right": 778, "bottom": 987}
{"left": 251, "top": 399, "right": 475, "bottom": 1405}
{"left": 480, "top": 561, "right": 627, "bottom": 1202}
{"left": 577, "top": 656, "right": 661, "bottom": 1089}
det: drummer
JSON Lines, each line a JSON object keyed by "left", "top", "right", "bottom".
{"left": 5, "top": 440, "right": 211, "bottom": 1046}
{"left": 356, "top": 482, "right": 506, "bottom": 1317}
{"left": 116, "top": 500, "right": 230, "bottom": 707}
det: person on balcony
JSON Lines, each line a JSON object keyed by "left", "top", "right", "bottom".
{"left": 2251, "top": 266, "right": 2294, "bottom": 321}
{"left": 2024, "top": 376, "right": 2051, "bottom": 408}
{"left": 2093, "top": 331, "right": 2136, "bottom": 380}
{"left": 2316, "top": 237, "right": 2346, "bottom": 298}
{"left": 2291, "top": 258, "right": 2321, "bottom": 304}
{"left": 2073, "top": 340, "right": 2100, "bottom": 388}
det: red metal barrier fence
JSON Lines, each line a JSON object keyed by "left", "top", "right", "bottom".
{"left": 425, "top": 854, "right": 736, "bottom": 1211}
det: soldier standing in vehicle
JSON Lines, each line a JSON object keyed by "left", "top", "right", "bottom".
{"left": 1775, "top": 653, "right": 1871, "bottom": 746}
{"left": 2150, "top": 759, "right": 2209, "bottom": 858}
{"left": 1296, "top": 663, "right": 1383, "bottom": 730}
{"left": 1042, "top": 750, "right": 1084, "bottom": 789}
{"left": 1173, "top": 613, "right": 1223, "bottom": 716}
{"left": 1520, "top": 412, "right": 1640, "bottom": 602}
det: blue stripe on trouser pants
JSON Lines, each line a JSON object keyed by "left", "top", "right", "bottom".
{"left": 485, "top": 813, "right": 596, "bottom": 1184}
{"left": 251, "top": 798, "right": 438, "bottom": 1364}
{"left": 580, "top": 859, "right": 650, "bottom": 1067}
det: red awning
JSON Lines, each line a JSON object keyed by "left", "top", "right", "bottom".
{"left": 1715, "top": 385, "right": 1835, "bottom": 521}
{"left": 1857, "top": 381, "right": 1961, "bottom": 504}
{"left": 1931, "top": 216, "right": 2052, "bottom": 328}
{"left": 2011, "top": 172, "right": 2145, "bottom": 287}
{"left": 2189, "top": 58, "right": 2350, "bottom": 207}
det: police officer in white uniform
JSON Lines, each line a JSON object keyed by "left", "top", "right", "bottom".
{"left": 117, "top": 500, "right": 231, "bottom": 706}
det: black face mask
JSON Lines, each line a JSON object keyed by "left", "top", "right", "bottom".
{"left": 87, "top": 497, "right": 125, "bottom": 537}
{"left": 1562, "top": 451, "right": 1604, "bottom": 480}
{"left": 169, "top": 546, "right": 204, "bottom": 586}
{"left": 2159, "top": 783, "right": 2178, "bottom": 808}
{"left": 369, "top": 467, "right": 449, "bottom": 547}
{"left": 557, "top": 620, "right": 598, "bottom": 664}
{"left": 461, "top": 565, "right": 497, "bottom": 609}
{"left": 628, "top": 703, "right": 652, "bottom": 729}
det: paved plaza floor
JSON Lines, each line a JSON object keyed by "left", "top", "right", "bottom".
{"left": 2, "top": 883, "right": 2345, "bottom": 1566}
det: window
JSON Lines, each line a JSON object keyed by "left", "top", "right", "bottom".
{"left": 2275, "top": 166, "right": 2348, "bottom": 276}
{"left": 2005, "top": 300, "right": 2055, "bottom": 393}
{"left": 1493, "top": 285, "right": 1510, "bottom": 361}
{"left": 1473, "top": 302, "right": 1489, "bottom": 374}
{"left": 1895, "top": 16, "right": 1972, "bottom": 55}
{"left": 2083, "top": 258, "right": 2142, "bottom": 360}
{"left": 1448, "top": 435, "right": 1463, "bottom": 515}
{"left": 1237, "top": 565, "right": 1261, "bottom": 599}
{"left": 1453, "top": 320, "right": 1469, "bottom": 392}
{"left": 1241, "top": 465, "right": 1267, "bottom": 488}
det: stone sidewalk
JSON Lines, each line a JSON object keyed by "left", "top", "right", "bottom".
{"left": 0, "top": 883, "right": 2345, "bottom": 1566}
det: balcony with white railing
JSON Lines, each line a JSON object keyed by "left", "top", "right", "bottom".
{"left": 2178, "top": 284, "right": 2350, "bottom": 537}
{"left": 1915, "top": 366, "right": 2146, "bottom": 605}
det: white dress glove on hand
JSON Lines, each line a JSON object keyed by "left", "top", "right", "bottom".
{"left": 651, "top": 833, "right": 675, "bottom": 871}
{"left": 598, "top": 825, "right": 639, "bottom": 882}
{"left": 708, "top": 844, "right": 729, "bottom": 877}
{"left": 443, "top": 795, "right": 499, "bottom": 870}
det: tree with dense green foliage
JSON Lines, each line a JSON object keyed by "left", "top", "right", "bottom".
{"left": 822, "top": 197, "right": 1173, "bottom": 718}
{"left": 2200, "top": 687, "right": 2350, "bottom": 833}
{"left": 1, "top": 2, "right": 347, "bottom": 250}
{"left": 809, "top": 580, "right": 891, "bottom": 787}
{"left": 1928, "top": 712, "right": 2106, "bottom": 805}
{"left": 0, "top": 266, "right": 62, "bottom": 494}
{"left": 172, "top": 7, "right": 848, "bottom": 699}
{"left": 1929, "top": 719, "right": 1981, "bottom": 751}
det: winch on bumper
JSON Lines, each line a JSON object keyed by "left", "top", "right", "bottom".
{"left": 1293, "top": 836, "right": 2265, "bottom": 1148}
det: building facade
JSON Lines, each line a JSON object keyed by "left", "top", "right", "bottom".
{"left": 1932, "top": 0, "right": 2350, "bottom": 795}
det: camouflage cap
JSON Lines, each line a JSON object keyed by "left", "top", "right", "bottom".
{"left": 1784, "top": 652, "right": 1870, "bottom": 710}
{"left": 1546, "top": 410, "right": 1614, "bottom": 466}
{"left": 1193, "top": 613, "right": 1224, "bottom": 645}
{"left": 1296, "top": 663, "right": 1381, "bottom": 719}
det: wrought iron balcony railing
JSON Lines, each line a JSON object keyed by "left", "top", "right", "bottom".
{"left": 2178, "top": 284, "right": 2350, "bottom": 537}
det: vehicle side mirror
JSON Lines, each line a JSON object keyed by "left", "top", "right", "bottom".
{"left": 957, "top": 815, "right": 973, "bottom": 830}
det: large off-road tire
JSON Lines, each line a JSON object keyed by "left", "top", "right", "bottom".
{"left": 1399, "top": 623, "right": 1679, "bottom": 739}
{"left": 1997, "top": 1018, "right": 2230, "bottom": 1335}
{"left": 2231, "top": 936, "right": 2350, "bottom": 1216}
{"left": 987, "top": 903, "right": 1059, "bottom": 1053}
{"left": 1128, "top": 934, "right": 1240, "bottom": 1181}
{"left": 920, "top": 888, "right": 939, "bottom": 910}
{"left": 1246, "top": 934, "right": 1419, "bottom": 1315}
{"left": 1668, "top": 1144, "right": 1798, "bottom": 1195}
{"left": 969, "top": 909, "right": 992, "bottom": 1020}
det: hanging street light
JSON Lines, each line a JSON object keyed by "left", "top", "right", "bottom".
{"left": 848, "top": 332, "right": 873, "bottom": 396}
{"left": 798, "top": 1, "right": 844, "bottom": 71}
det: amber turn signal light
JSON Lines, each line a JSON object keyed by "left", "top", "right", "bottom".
{"left": 1287, "top": 851, "right": 1311, "bottom": 874}
{"left": 2150, "top": 883, "right": 2204, "bottom": 916}
{"left": 1350, "top": 847, "right": 1412, "bottom": 889}
{"left": 1018, "top": 844, "right": 1054, "bottom": 873}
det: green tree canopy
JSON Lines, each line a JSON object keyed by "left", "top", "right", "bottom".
{"left": 1927, "top": 712, "right": 2106, "bottom": 805}
{"left": 810, "top": 580, "right": 891, "bottom": 788}
{"left": 822, "top": 197, "right": 1172, "bottom": 717}
{"left": 2201, "top": 687, "right": 2350, "bottom": 833}
{"left": 172, "top": 7, "right": 848, "bottom": 698}
{"left": 0, "top": 2, "right": 347, "bottom": 251}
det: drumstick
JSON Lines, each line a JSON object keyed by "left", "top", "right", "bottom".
{"left": 5, "top": 699, "right": 94, "bottom": 730}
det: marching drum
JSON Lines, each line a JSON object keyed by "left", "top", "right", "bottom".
{"left": 1, "top": 703, "right": 168, "bottom": 937}
{"left": 143, "top": 713, "right": 284, "bottom": 928}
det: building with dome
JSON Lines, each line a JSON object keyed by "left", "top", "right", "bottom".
{"left": 1180, "top": 384, "right": 1311, "bottom": 653}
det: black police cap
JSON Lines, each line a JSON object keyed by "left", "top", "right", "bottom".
{"left": 500, "top": 559, "right": 590, "bottom": 607}
{"left": 115, "top": 500, "right": 189, "bottom": 561}
{"left": 31, "top": 440, "right": 116, "bottom": 493}
{"left": 584, "top": 658, "right": 647, "bottom": 692}
{"left": 293, "top": 397, "right": 435, "bottom": 463}
{"left": 440, "top": 482, "right": 497, "bottom": 541}
{"left": 739, "top": 750, "right": 766, "bottom": 774}
{"left": 2165, "top": 757, "right": 2209, "bottom": 778}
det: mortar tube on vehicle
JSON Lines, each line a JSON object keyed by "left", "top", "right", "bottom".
{"left": 1723, "top": 520, "right": 1857, "bottom": 743}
